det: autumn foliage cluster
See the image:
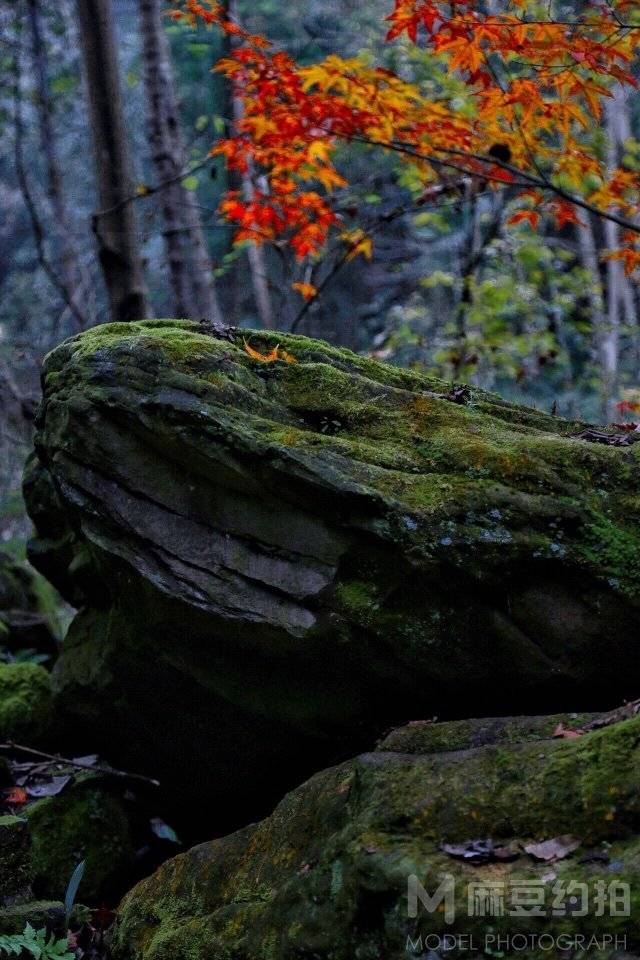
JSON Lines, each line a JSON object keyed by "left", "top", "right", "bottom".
{"left": 171, "top": 0, "right": 640, "bottom": 301}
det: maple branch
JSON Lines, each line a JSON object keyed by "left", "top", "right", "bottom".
{"left": 93, "top": 156, "right": 216, "bottom": 220}
{"left": 291, "top": 247, "right": 351, "bottom": 332}
{"left": 350, "top": 135, "right": 640, "bottom": 237}
{"left": 291, "top": 183, "right": 510, "bottom": 332}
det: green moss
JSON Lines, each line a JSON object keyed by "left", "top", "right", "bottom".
{"left": 377, "top": 713, "right": 597, "bottom": 754}
{"left": 0, "top": 663, "right": 53, "bottom": 743}
{"left": 113, "top": 715, "right": 640, "bottom": 960}
{"left": 334, "top": 581, "right": 380, "bottom": 617}
{"left": 579, "top": 509, "right": 640, "bottom": 600}
{"left": 26, "top": 782, "right": 135, "bottom": 902}
{"left": 0, "top": 815, "right": 32, "bottom": 903}
{"left": 0, "top": 902, "right": 65, "bottom": 936}
{"left": 36, "top": 320, "right": 640, "bottom": 603}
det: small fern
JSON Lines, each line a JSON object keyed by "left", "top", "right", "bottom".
{"left": 0, "top": 924, "right": 73, "bottom": 960}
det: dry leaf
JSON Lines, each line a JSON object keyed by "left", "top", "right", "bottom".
{"left": 553, "top": 722, "right": 584, "bottom": 739}
{"left": 3, "top": 786, "right": 28, "bottom": 805}
{"left": 524, "top": 835, "right": 581, "bottom": 862}
{"left": 243, "top": 340, "right": 297, "bottom": 364}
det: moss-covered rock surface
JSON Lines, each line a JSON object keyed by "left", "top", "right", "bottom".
{"left": 0, "top": 663, "right": 53, "bottom": 744}
{"left": 112, "top": 711, "right": 640, "bottom": 960}
{"left": 26, "top": 778, "right": 135, "bottom": 902}
{"left": 23, "top": 320, "right": 640, "bottom": 823}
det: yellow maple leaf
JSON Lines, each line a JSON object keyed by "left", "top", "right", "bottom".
{"left": 341, "top": 229, "right": 373, "bottom": 262}
{"left": 243, "top": 340, "right": 297, "bottom": 363}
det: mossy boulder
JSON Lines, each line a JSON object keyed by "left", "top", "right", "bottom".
{"left": 0, "top": 815, "right": 32, "bottom": 905}
{"left": 23, "top": 320, "right": 640, "bottom": 826}
{"left": 0, "top": 773, "right": 134, "bottom": 907}
{"left": 26, "top": 779, "right": 135, "bottom": 902}
{"left": 113, "top": 713, "right": 640, "bottom": 960}
{"left": 0, "top": 663, "right": 53, "bottom": 744}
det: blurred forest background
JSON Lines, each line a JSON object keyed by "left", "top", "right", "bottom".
{"left": 1, "top": 0, "right": 640, "bottom": 550}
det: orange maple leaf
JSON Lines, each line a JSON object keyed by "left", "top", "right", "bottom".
{"left": 292, "top": 281, "right": 318, "bottom": 300}
{"left": 243, "top": 340, "right": 297, "bottom": 364}
{"left": 4, "top": 787, "right": 28, "bottom": 805}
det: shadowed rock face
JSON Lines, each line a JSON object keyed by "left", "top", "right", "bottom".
{"left": 0, "top": 552, "right": 58, "bottom": 656}
{"left": 112, "top": 713, "right": 640, "bottom": 960}
{"left": 23, "top": 320, "right": 640, "bottom": 828}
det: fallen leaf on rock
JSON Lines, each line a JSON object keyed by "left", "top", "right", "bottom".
{"left": 3, "top": 786, "right": 28, "bottom": 805}
{"left": 525, "top": 835, "right": 581, "bottom": 862}
{"left": 26, "top": 775, "right": 71, "bottom": 798}
{"left": 442, "top": 839, "right": 494, "bottom": 863}
{"left": 493, "top": 844, "right": 520, "bottom": 863}
{"left": 150, "top": 817, "right": 181, "bottom": 844}
{"left": 442, "top": 838, "right": 520, "bottom": 865}
{"left": 243, "top": 340, "right": 297, "bottom": 364}
{"left": 72, "top": 755, "right": 99, "bottom": 768}
{"left": 553, "top": 723, "right": 584, "bottom": 739}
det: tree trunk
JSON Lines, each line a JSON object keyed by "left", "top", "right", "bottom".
{"left": 75, "top": 0, "right": 148, "bottom": 323}
{"left": 26, "top": 0, "right": 88, "bottom": 332}
{"left": 233, "top": 114, "right": 275, "bottom": 330}
{"left": 138, "top": 0, "right": 223, "bottom": 326}
{"left": 576, "top": 214, "right": 611, "bottom": 421}
{"left": 600, "top": 90, "right": 628, "bottom": 419}
{"left": 226, "top": 0, "right": 274, "bottom": 330}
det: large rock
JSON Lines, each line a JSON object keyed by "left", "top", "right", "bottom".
{"left": 112, "top": 711, "right": 640, "bottom": 960}
{"left": 24, "top": 320, "right": 640, "bottom": 826}
{"left": 0, "top": 770, "right": 135, "bottom": 907}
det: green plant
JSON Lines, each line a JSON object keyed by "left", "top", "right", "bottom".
{"left": 0, "top": 648, "right": 50, "bottom": 667}
{"left": 0, "top": 924, "right": 73, "bottom": 960}
{"left": 63, "top": 861, "right": 85, "bottom": 926}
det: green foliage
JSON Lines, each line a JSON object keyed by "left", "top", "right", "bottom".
{"left": 0, "top": 649, "right": 50, "bottom": 667}
{"left": 0, "top": 925, "right": 73, "bottom": 960}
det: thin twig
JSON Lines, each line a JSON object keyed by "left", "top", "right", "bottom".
{"left": 93, "top": 156, "right": 215, "bottom": 220}
{"left": 0, "top": 741, "right": 160, "bottom": 787}
{"left": 350, "top": 135, "right": 640, "bottom": 236}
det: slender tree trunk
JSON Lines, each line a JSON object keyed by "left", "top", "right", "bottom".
{"left": 234, "top": 87, "right": 275, "bottom": 330}
{"left": 75, "top": 0, "right": 148, "bottom": 323}
{"left": 577, "top": 214, "right": 611, "bottom": 420}
{"left": 454, "top": 190, "right": 507, "bottom": 379}
{"left": 139, "top": 0, "right": 223, "bottom": 325}
{"left": 225, "top": 0, "right": 274, "bottom": 330}
{"left": 26, "top": 0, "right": 87, "bottom": 331}
{"left": 600, "top": 90, "right": 628, "bottom": 418}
